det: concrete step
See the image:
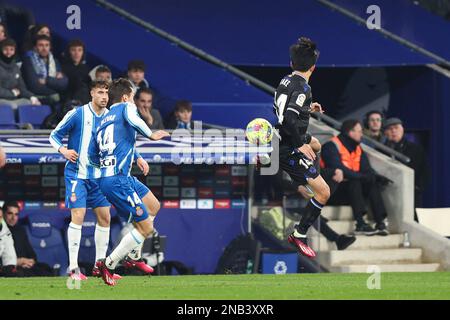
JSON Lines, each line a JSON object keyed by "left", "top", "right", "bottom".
{"left": 329, "top": 263, "right": 441, "bottom": 273}
{"left": 308, "top": 234, "right": 404, "bottom": 251}
{"left": 321, "top": 206, "right": 354, "bottom": 221}
{"left": 321, "top": 220, "right": 355, "bottom": 234}
{"left": 317, "top": 248, "right": 423, "bottom": 267}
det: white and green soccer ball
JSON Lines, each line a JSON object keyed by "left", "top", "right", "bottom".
{"left": 245, "top": 118, "right": 273, "bottom": 145}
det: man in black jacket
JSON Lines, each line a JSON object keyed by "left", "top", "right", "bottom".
{"left": 3, "top": 201, "right": 53, "bottom": 277}
{"left": 321, "top": 120, "right": 389, "bottom": 236}
{"left": 384, "top": 118, "right": 429, "bottom": 215}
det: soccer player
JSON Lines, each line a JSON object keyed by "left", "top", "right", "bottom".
{"left": 92, "top": 78, "right": 169, "bottom": 286}
{"left": 273, "top": 37, "right": 330, "bottom": 258}
{"left": 49, "top": 80, "right": 146, "bottom": 280}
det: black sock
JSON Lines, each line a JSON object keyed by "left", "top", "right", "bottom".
{"left": 296, "top": 198, "right": 324, "bottom": 235}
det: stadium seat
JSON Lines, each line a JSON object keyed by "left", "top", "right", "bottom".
{"left": 26, "top": 213, "right": 69, "bottom": 276}
{"left": 0, "top": 104, "right": 17, "bottom": 129}
{"left": 17, "top": 105, "right": 51, "bottom": 129}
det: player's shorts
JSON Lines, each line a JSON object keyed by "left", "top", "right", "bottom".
{"left": 99, "top": 174, "right": 150, "bottom": 223}
{"left": 65, "top": 177, "right": 110, "bottom": 209}
{"left": 279, "top": 147, "right": 320, "bottom": 187}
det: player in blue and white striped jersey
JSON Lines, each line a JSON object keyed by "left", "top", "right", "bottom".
{"left": 92, "top": 78, "right": 169, "bottom": 286}
{"left": 49, "top": 80, "right": 147, "bottom": 280}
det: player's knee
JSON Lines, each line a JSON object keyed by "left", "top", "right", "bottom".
{"left": 71, "top": 209, "right": 86, "bottom": 225}
{"left": 98, "top": 213, "right": 110, "bottom": 227}
{"left": 316, "top": 184, "right": 330, "bottom": 204}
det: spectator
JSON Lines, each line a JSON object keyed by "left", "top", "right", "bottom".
{"left": 0, "top": 143, "right": 6, "bottom": 168}
{"left": 21, "top": 23, "right": 51, "bottom": 53}
{"left": 135, "top": 88, "right": 165, "bottom": 130}
{"left": 166, "top": 100, "right": 195, "bottom": 130}
{"left": 0, "top": 22, "right": 7, "bottom": 42}
{"left": 0, "top": 206, "right": 17, "bottom": 277}
{"left": 61, "top": 39, "right": 91, "bottom": 104}
{"left": 3, "top": 201, "right": 53, "bottom": 277}
{"left": 384, "top": 118, "right": 429, "bottom": 213}
{"left": 321, "top": 119, "right": 390, "bottom": 236}
{"left": 0, "top": 38, "right": 40, "bottom": 109}
{"left": 127, "top": 59, "right": 149, "bottom": 91}
{"left": 363, "top": 110, "right": 386, "bottom": 144}
{"left": 89, "top": 64, "right": 112, "bottom": 82}
{"left": 21, "top": 34, "right": 68, "bottom": 106}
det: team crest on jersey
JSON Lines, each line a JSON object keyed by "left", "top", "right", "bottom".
{"left": 296, "top": 94, "right": 306, "bottom": 107}
{"left": 70, "top": 192, "right": 77, "bottom": 202}
{"left": 136, "top": 206, "right": 143, "bottom": 216}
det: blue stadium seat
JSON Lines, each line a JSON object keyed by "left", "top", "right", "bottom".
{"left": 26, "top": 213, "right": 69, "bottom": 276}
{"left": 17, "top": 105, "right": 51, "bottom": 129}
{"left": 0, "top": 104, "right": 17, "bottom": 129}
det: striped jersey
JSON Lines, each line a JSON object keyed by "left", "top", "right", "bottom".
{"left": 49, "top": 103, "right": 108, "bottom": 179}
{"left": 91, "top": 102, "right": 152, "bottom": 177}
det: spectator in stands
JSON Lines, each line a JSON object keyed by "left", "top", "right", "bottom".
{"left": 127, "top": 60, "right": 149, "bottom": 91}
{"left": 21, "top": 35, "right": 68, "bottom": 106}
{"left": 0, "top": 38, "right": 40, "bottom": 109}
{"left": 90, "top": 65, "right": 112, "bottom": 82}
{"left": 384, "top": 118, "right": 429, "bottom": 212}
{"left": 135, "top": 88, "right": 165, "bottom": 130}
{"left": 0, "top": 144, "right": 6, "bottom": 168}
{"left": 3, "top": 201, "right": 53, "bottom": 277}
{"left": 61, "top": 39, "right": 91, "bottom": 104}
{"left": 0, "top": 206, "right": 17, "bottom": 277}
{"left": 0, "top": 22, "right": 7, "bottom": 42}
{"left": 321, "top": 119, "right": 390, "bottom": 236}
{"left": 21, "top": 23, "right": 51, "bottom": 53}
{"left": 166, "top": 100, "right": 195, "bottom": 130}
{"left": 363, "top": 110, "right": 386, "bottom": 144}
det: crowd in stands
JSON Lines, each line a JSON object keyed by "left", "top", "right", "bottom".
{"left": 0, "top": 18, "right": 194, "bottom": 130}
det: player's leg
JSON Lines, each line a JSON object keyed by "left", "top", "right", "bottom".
{"left": 309, "top": 136, "right": 321, "bottom": 153}
{"left": 124, "top": 177, "right": 159, "bottom": 273}
{"left": 65, "top": 178, "right": 88, "bottom": 279}
{"left": 96, "top": 176, "right": 151, "bottom": 285}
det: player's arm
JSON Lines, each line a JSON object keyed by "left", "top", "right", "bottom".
{"left": 124, "top": 103, "right": 170, "bottom": 141}
{"left": 49, "top": 109, "right": 79, "bottom": 163}
{"left": 134, "top": 149, "right": 149, "bottom": 176}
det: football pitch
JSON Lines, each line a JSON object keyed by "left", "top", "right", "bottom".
{"left": 0, "top": 272, "right": 449, "bottom": 300}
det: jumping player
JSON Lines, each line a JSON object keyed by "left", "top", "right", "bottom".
{"left": 92, "top": 78, "right": 169, "bottom": 286}
{"left": 273, "top": 37, "right": 331, "bottom": 258}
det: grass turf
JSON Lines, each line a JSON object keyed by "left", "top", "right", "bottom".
{"left": 0, "top": 272, "right": 449, "bottom": 300}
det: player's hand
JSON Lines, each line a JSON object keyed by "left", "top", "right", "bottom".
{"left": 332, "top": 168, "right": 344, "bottom": 183}
{"left": 60, "top": 147, "right": 79, "bottom": 163}
{"left": 137, "top": 157, "right": 149, "bottom": 176}
{"left": 310, "top": 102, "right": 324, "bottom": 113}
{"left": 297, "top": 144, "right": 316, "bottom": 161}
{"left": 150, "top": 130, "right": 170, "bottom": 141}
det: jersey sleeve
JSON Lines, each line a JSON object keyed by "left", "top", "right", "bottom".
{"left": 123, "top": 103, "right": 153, "bottom": 139}
{"left": 286, "top": 89, "right": 311, "bottom": 116}
{"left": 134, "top": 148, "right": 142, "bottom": 160}
{"left": 49, "top": 109, "right": 77, "bottom": 151}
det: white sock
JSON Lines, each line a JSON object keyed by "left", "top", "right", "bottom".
{"left": 128, "top": 242, "right": 144, "bottom": 261}
{"left": 67, "top": 222, "right": 82, "bottom": 271}
{"left": 105, "top": 228, "right": 145, "bottom": 269}
{"left": 293, "top": 229, "right": 307, "bottom": 238}
{"left": 95, "top": 224, "right": 110, "bottom": 262}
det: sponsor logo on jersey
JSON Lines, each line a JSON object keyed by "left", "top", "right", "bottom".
{"left": 214, "top": 199, "right": 231, "bottom": 209}
{"left": 296, "top": 94, "right": 306, "bottom": 107}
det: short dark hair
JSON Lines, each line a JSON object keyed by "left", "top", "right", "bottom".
{"left": 175, "top": 100, "right": 192, "bottom": 113}
{"left": 135, "top": 87, "right": 154, "bottom": 100}
{"left": 108, "top": 78, "right": 133, "bottom": 104}
{"left": 90, "top": 80, "right": 109, "bottom": 90}
{"left": 67, "top": 38, "right": 85, "bottom": 50}
{"left": 33, "top": 34, "right": 51, "bottom": 46}
{"left": 2, "top": 201, "right": 19, "bottom": 213}
{"left": 1, "top": 38, "right": 16, "bottom": 49}
{"left": 341, "top": 119, "right": 361, "bottom": 135}
{"left": 290, "top": 37, "right": 319, "bottom": 72}
{"left": 96, "top": 65, "right": 111, "bottom": 75}
{"left": 127, "top": 60, "right": 146, "bottom": 72}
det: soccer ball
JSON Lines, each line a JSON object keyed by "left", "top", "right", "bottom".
{"left": 245, "top": 118, "right": 273, "bottom": 145}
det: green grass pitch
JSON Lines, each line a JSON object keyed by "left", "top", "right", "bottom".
{"left": 0, "top": 272, "right": 449, "bottom": 300}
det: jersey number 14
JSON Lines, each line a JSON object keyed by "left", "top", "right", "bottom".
{"left": 97, "top": 125, "right": 116, "bottom": 154}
